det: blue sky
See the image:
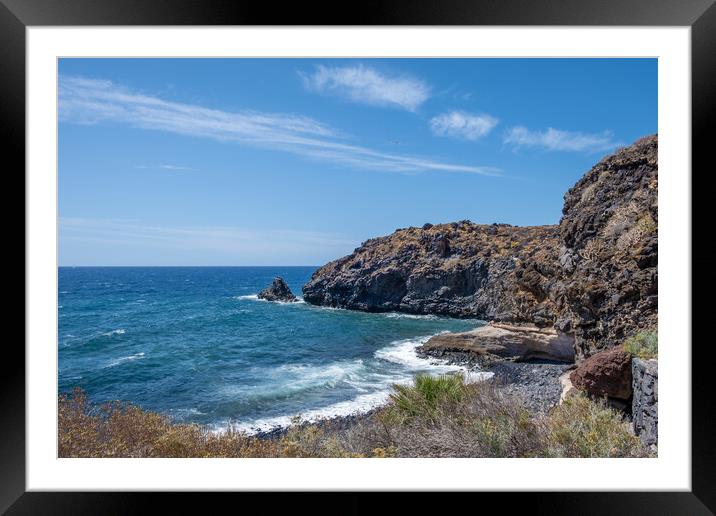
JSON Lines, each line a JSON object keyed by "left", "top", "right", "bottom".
{"left": 58, "top": 58, "right": 657, "bottom": 266}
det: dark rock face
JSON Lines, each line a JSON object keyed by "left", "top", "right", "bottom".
{"left": 258, "top": 277, "right": 297, "bottom": 302}
{"left": 303, "top": 135, "right": 658, "bottom": 359}
{"left": 569, "top": 347, "right": 633, "bottom": 400}
{"left": 303, "top": 222, "right": 560, "bottom": 322}
{"left": 555, "top": 135, "right": 658, "bottom": 358}
{"left": 632, "top": 358, "right": 658, "bottom": 446}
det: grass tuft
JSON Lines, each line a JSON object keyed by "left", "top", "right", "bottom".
{"left": 386, "top": 373, "right": 468, "bottom": 424}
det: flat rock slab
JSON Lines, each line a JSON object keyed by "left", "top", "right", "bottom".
{"left": 419, "top": 322, "right": 575, "bottom": 363}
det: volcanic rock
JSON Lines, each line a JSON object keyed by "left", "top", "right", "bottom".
{"left": 303, "top": 135, "right": 658, "bottom": 361}
{"left": 257, "top": 277, "right": 298, "bottom": 302}
{"left": 556, "top": 134, "right": 658, "bottom": 357}
{"left": 632, "top": 358, "right": 658, "bottom": 446}
{"left": 303, "top": 221, "right": 560, "bottom": 323}
{"left": 569, "top": 347, "right": 633, "bottom": 400}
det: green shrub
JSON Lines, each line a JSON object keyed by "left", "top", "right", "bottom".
{"left": 386, "top": 373, "right": 468, "bottom": 424}
{"left": 623, "top": 329, "right": 658, "bottom": 359}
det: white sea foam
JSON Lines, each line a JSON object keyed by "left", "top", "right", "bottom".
{"left": 235, "top": 294, "right": 305, "bottom": 305}
{"left": 215, "top": 334, "right": 493, "bottom": 436}
{"left": 216, "top": 369, "right": 492, "bottom": 436}
{"left": 222, "top": 359, "right": 367, "bottom": 398}
{"left": 105, "top": 352, "right": 145, "bottom": 368}
{"left": 103, "top": 329, "right": 126, "bottom": 336}
{"left": 218, "top": 390, "right": 395, "bottom": 435}
{"left": 374, "top": 333, "right": 462, "bottom": 373}
{"left": 383, "top": 312, "right": 439, "bottom": 320}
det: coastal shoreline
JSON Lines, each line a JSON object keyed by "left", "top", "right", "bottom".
{"left": 251, "top": 346, "right": 573, "bottom": 440}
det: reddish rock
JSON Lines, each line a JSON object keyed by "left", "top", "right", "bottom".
{"left": 570, "top": 347, "right": 633, "bottom": 400}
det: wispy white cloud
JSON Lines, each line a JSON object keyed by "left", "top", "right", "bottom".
{"left": 136, "top": 164, "right": 196, "bottom": 171}
{"left": 59, "top": 76, "right": 498, "bottom": 176}
{"left": 429, "top": 111, "right": 499, "bottom": 141}
{"left": 300, "top": 65, "right": 430, "bottom": 112}
{"left": 60, "top": 218, "right": 359, "bottom": 265}
{"left": 503, "top": 126, "right": 621, "bottom": 153}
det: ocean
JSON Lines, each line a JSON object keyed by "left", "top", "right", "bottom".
{"left": 58, "top": 266, "right": 486, "bottom": 433}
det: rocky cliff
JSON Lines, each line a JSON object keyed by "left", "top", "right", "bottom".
{"left": 303, "top": 135, "right": 658, "bottom": 358}
{"left": 554, "top": 134, "right": 658, "bottom": 357}
{"left": 303, "top": 222, "right": 560, "bottom": 322}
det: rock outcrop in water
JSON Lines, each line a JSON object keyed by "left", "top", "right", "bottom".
{"left": 258, "top": 277, "right": 298, "bottom": 302}
{"left": 303, "top": 135, "right": 658, "bottom": 361}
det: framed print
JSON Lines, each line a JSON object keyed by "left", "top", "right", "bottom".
{"left": 4, "top": 0, "right": 714, "bottom": 512}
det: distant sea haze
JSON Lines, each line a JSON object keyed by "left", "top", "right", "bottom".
{"left": 58, "top": 266, "right": 486, "bottom": 433}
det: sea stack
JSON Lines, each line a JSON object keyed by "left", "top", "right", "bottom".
{"left": 258, "top": 277, "right": 298, "bottom": 302}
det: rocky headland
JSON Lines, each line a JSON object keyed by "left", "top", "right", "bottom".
{"left": 303, "top": 222, "right": 560, "bottom": 323}
{"left": 304, "top": 134, "right": 657, "bottom": 357}
{"left": 303, "top": 135, "right": 659, "bottom": 434}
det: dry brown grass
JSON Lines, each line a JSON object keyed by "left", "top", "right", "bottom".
{"left": 59, "top": 388, "right": 306, "bottom": 458}
{"left": 59, "top": 375, "right": 653, "bottom": 458}
{"left": 540, "top": 394, "right": 650, "bottom": 458}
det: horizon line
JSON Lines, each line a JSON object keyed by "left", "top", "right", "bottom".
{"left": 58, "top": 265, "right": 322, "bottom": 268}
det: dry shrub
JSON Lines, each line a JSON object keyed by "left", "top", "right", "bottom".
{"left": 602, "top": 203, "right": 637, "bottom": 241}
{"left": 337, "top": 377, "right": 541, "bottom": 458}
{"left": 59, "top": 388, "right": 314, "bottom": 458}
{"left": 540, "top": 394, "right": 651, "bottom": 458}
{"left": 60, "top": 376, "right": 654, "bottom": 458}
{"left": 616, "top": 214, "right": 657, "bottom": 250}
{"left": 580, "top": 182, "right": 598, "bottom": 204}
{"left": 578, "top": 239, "right": 607, "bottom": 261}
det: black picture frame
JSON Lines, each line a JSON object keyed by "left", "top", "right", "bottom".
{"left": 4, "top": 0, "right": 713, "bottom": 512}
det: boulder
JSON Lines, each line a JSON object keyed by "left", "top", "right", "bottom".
{"left": 418, "top": 322, "right": 575, "bottom": 363}
{"left": 257, "top": 277, "right": 297, "bottom": 302}
{"left": 632, "top": 358, "right": 658, "bottom": 446}
{"left": 569, "top": 347, "right": 633, "bottom": 400}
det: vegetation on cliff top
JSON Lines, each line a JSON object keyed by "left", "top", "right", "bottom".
{"left": 59, "top": 376, "right": 652, "bottom": 458}
{"left": 623, "top": 329, "right": 658, "bottom": 360}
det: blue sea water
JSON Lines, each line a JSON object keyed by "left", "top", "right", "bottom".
{"left": 58, "top": 267, "right": 486, "bottom": 433}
